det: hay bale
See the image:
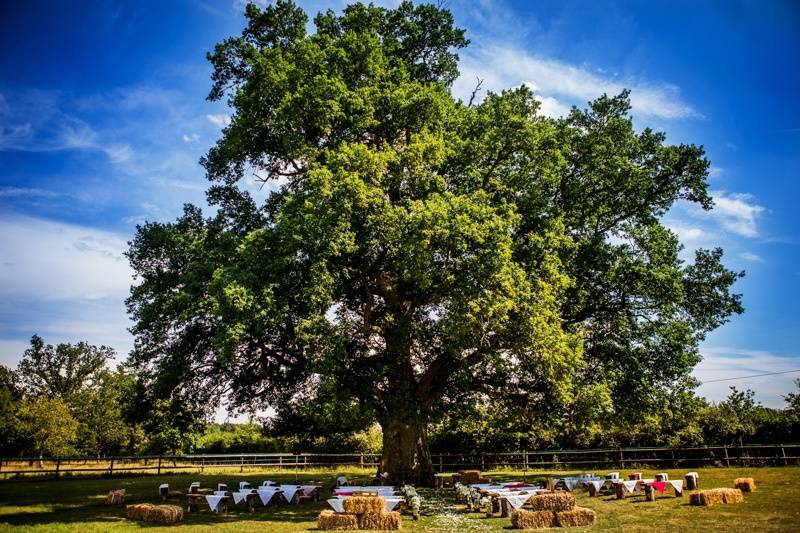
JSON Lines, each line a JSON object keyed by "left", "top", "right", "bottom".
{"left": 555, "top": 506, "right": 597, "bottom": 528}
{"left": 528, "top": 491, "right": 576, "bottom": 512}
{"left": 689, "top": 488, "right": 743, "bottom": 507}
{"left": 459, "top": 470, "right": 482, "bottom": 485}
{"left": 511, "top": 509, "right": 556, "bottom": 529}
{"left": 318, "top": 510, "right": 359, "bottom": 530}
{"left": 126, "top": 503, "right": 183, "bottom": 524}
{"left": 342, "top": 495, "right": 385, "bottom": 515}
{"left": 126, "top": 503, "right": 154, "bottom": 521}
{"left": 720, "top": 488, "right": 744, "bottom": 503}
{"left": 358, "top": 511, "right": 402, "bottom": 530}
{"left": 735, "top": 477, "right": 756, "bottom": 492}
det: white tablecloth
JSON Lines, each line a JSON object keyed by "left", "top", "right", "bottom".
{"left": 301, "top": 485, "right": 321, "bottom": 496}
{"left": 504, "top": 494, "right": 533, "bottom": 509}
{"left": 327, "top": 498, "right": 345, "bottom": 513}
{"left": 280, "top": 485, "right": 302, "bottom": 503}
{"left": 256, "top": 488, "right": 280, "bottom": 506}
{"left": 206, "top": 494, "right": 227, "bottom": 512}
{"left": 233, "top": 490, "right": 254, "bottom": 505}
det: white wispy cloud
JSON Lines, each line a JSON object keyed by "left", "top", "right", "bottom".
{"left": 206, "top": 113, "right": 232, "bottom": 128}
{"left": 694, "top": 346, "right": 799, "bottom": 408}
{"left": 0, "top": 90, "right": 134, "bottom": 165}
{"left": 708, "top": 191, "right": 765, "bottom": 238}
{"left": 0, "top": 215, "right": 132, "bottom": 301}
{"left": 453, "top": 44, "right": 698, "bottom": 120}
{"left": 740, "top": 251, "right": 764, "bottom": 263}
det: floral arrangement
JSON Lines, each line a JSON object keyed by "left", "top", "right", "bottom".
{"left": 400, "top": 484, "right": 422, "bottom": 519}
{"left": 454, "top": 482, "right": 471, "bottom": 503}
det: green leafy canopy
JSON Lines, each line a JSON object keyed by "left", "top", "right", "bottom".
{"left": 127, "top": 1, "right": 742, "bottom": 479}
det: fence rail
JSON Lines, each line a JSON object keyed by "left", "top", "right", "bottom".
{"left": 2, "top": 444, "right": 799, "bottom": 478}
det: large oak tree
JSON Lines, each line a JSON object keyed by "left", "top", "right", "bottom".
{"left": 127, "top": 1, "right": 742, "bottom": 484}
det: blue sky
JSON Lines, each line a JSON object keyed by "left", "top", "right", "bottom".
{"left": 0, "top": 0, "right": 798, "bottom": 409}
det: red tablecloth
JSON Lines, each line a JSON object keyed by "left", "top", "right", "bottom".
{"left": 648, "top": 481, "right": 668, "bottom": 494}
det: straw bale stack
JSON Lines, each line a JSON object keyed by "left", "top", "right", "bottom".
{"left": 734, "top": 477, "right": 756, "bottom": 492}
{"left": 528, "top": 492, "right": 576, "bottom": 512}
{"left": 318, "top": 510, "right": 359, "bottom": 530}
{"left": 342, "top": 495, "right": 385, "bottom": 514}
{"left": 689, "top": 488, "right": 744, "bottom": 507}
{"left": 511, "top": 509, "right": 557, "bottom": 529}
{"left": 555, "top": 507, "right": 597, "bottom": 528}
{"left": 459, "top": 470, "right": 482, "bottom": 485}
{"left": 358, "top": 511, "right": 402, "bottom": 530}
{"left": 126, "top": 503, "right": 184, "bottom": 524}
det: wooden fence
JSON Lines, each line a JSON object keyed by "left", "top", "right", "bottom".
{"left": 2, "top": 444, "right": 799, "bottom": 478}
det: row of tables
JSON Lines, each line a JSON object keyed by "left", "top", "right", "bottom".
{"left": 181, "top": 481, "right": 322, "bottom": 513}
{"left": 468, "top": 472, "right": 684, "bottom": 510}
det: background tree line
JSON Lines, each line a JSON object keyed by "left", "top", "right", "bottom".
{"left": 1, "top": 335, "right": 798, "bottom": 458}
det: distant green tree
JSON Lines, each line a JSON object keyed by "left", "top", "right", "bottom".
{"left": 15, "top": 396, "right": 78, "bottom": 457}
{"left": 785, "top": 379, "right": 800, "bottom": 412}
{"left": 17, "top": 335, "right": 114, "bottom": 400}
{"left": 0, "top": 365, "right": 23, "bottom": 456}
{"left": 701, "top": 387, "right": 758, "bottom": 445}
{"left": 73, "top": 367, "right": 141, "bottom": 455}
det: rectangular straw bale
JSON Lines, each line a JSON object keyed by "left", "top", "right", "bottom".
{"left": 342, "top": 495, "right": 385, "bottom": 515}
{"left": 126, "top": 503, "right": 154, "bottom": 521}
{"left": 555, "top": 506, "right": 597, "bottom": 528}
{"left": 528, "top": 491, "right": 576, "bottom": 512}
{"left": 358, "top": 511, "right": 402, "bottom": 530}
{"left": 734, "top": 477, "right": 756, "bottom": 492}
{"left": 459, "top": 470, "right": 482, "bottom": 485}
{"left": 720, "top": 488, "right": 744, "bottom": 503}
{"left": 689, "top": 488, "right": 743, "bottom": 507}
{"left": 317, "top": 510, "right": 359, "bottom": 530}
{"left": 126, "top": 503, "right": 183, "bottom": 524}
{"left": 511, "top": 509, "right": 557, "bottom": 529}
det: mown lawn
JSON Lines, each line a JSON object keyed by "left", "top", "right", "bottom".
{"left": 1, "top": 466, "right": 798, "bottom": 532}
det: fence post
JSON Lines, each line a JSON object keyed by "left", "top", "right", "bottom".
{"left": 55, "top": 458, "right": 61, "bottom": 478}
{"left": 439, "top": 454, "right": 443, "bottom": 472}
{"left": 481, "top": 452, "right": 485, "bottom": 471}
{"left": 360, "top": 454, "right": 364, "bottom": 469}
{"left": 723, "top": 447, "right": 730, "bottom": 467}
{"left": 241, "top": 455, "right": 245, "bottom": 473}
{"left": 782, "top": 445, "right": 788, "bottom": 466}
{"left": 157, "top": 456, "right": 162, "bottom": 476}
{"left": 109, "top": 458, "right": 114, "bottom": 476}
{"left": 619, "top": 449, "right": 625, "bottom": 469}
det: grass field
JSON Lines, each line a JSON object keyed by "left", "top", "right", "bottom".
{"left": 1, "top": 466, "right": 798, "bottom": 532}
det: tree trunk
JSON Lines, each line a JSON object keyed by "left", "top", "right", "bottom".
{"left": 379, "top": 419, "right": 435, "bottom": 487}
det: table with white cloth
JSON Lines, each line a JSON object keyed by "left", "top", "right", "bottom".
{"left": 597, "top": 478, "right": 683, "bottom": 498}
{"left": 327, "top": 495, "right": 404, "bottom": 513}
{"left": 205, "top": 491, "right": 231, "bottom": 513}
{"left": 550, "top": 474, "right": 601, "bottom": 491}
{"left": 469, "top": 484, "right": 548, "bottom": 513}
{"left": 256, "top": 487, "right": 282, "bottom": 506}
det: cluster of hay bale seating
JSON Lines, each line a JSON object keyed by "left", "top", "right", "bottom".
{"left": 126, "top": 503, "right": 184, "bottom": 524}
{"left": 318, "top": 495, "right": 402, "bottom": 531}
{"left": 688, "top": 477, "right": 755, "bottom": 506}
{"left": 511, "top": 492, "right": 596, "bottom": 529}
{"left": 689, "top": 488, "right": 744, "bottom": 506}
